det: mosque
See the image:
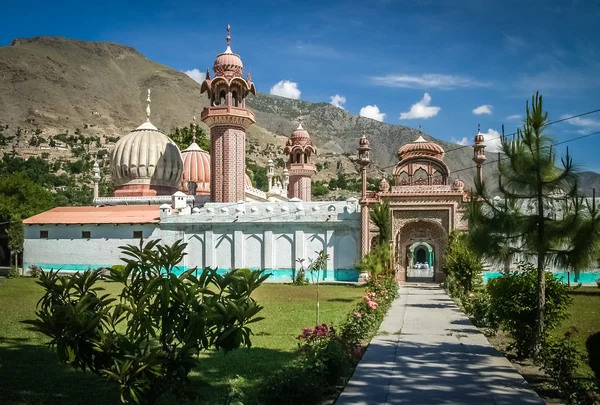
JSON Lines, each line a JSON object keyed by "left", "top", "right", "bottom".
{"left": 22, "top": 27, "right": 485, "bottom": 282}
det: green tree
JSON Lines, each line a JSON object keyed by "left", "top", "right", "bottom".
{"left": 370, "top": 202, "right": 392, "bottom": 246}
{"left": 312, "top": 181, "right": 329, "bottom": 197}
{"left": 25, "top": 240, "right": 269, "bottom": 405}
{"left": 468, "top": 92, "right": 600, "bottom": 357}
{"left": 169, "top": 123, "right": 210, "bottom": 151}
{"left": 443, "top": 231, "right": 483, "bottom": 292}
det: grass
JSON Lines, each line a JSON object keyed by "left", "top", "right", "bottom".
{"left": 0, "top": 277, "right": 364, "bottom": 405}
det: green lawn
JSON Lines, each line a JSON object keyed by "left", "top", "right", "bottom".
{"left": 0, "top": 277, "right": 364, "bottom": 405}
{"left": 552, "top": 286, "right": 600, "bottom": 378}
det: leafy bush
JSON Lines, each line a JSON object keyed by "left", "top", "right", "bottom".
{"left": 24, "top": 239, "right": 269, "bottom": 405}
{"left": 587, "top": 332, "right": 600, "bottom": 380}
{"left": 540, "top": 330, "right": 600, "bottom": 404}
{"left": 443, "top": 231, "right": 483, "bottom": 292}
{"left": 28, "top": 265, "right": 43, "bottom": 278}
{"left": 356, "top": 244, "right": 391, "bottom": 280}
{"left": 256, "top": 359, "right": 325, "bottom": 405}
{"left": 461, "top": 289, "right": 499, "bottom": 331}
{"left": 487, "top": 263, "right": 572, "bottom": 357}
{"left": 8, "top": 266, "right": 20, "bottom": 278}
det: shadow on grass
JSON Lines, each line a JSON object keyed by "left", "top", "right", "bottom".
{"left": 0, "top": 337, "right": 296, "bottom": 405}
{"left": 326, "top": 297, "right": 356, "bottom": 303}
{"left": 568, "top": 289, "right": 600, "bottom": 297}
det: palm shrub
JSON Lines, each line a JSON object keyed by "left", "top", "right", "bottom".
{"left": 468, "top": 92, "right": 600, "bottom": 357}
{"left": 487, "top": 263, "right": 571, "bottom": 357}
{"left": 24, "top": 239, "right": 269, "bottom": 405}
{"left": 370, "top": 202, "right": 392, "bottom": 246}
{"left": 356, "top": 244, "right": 392, "bottom": 279}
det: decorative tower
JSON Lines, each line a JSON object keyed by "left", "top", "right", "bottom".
{"left": 282, "top": 168, "right": 290, "bottom": 193}
{"left": 473, "top": 123, "right": 486, "bottom": 184}
{"left": 266, "top": 157, "right": 275, "bottom": 192}
{"left": 92, "top": 161, "right": 101, "bottom": 199}
{"left": 283, "top": 120, "right": 317, "bottom": 201}
{"left": 200, "top": 25, "right": 257, "bottom": 202}
{"left": 357, "top": 135, "right": 372, "bottom": 256}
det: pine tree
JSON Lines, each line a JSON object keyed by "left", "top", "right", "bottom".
{"left": 468, "top": 92, "right": 600, "bottom": 356}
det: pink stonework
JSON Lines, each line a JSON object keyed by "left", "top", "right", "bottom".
{"left": 284, "top": 124, "right": 316, "bottom": 200}
{"left": 113, "top": 184, "right": 178, "bottom": 197}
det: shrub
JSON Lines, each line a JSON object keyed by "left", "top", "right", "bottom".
{"left": 461, "top": 289, "right": 499, "bottom": 331}
{"left": 256, "top": 360, "right": 325, "bottom": 405}
{"left": 8, "top": 266, "right": 20, "bottom": 278}
{"left": 487, "top": 263, "right": 572, "bottom": 357}
{"left": 28, "top": 265, "right": 43, "bottom": 278}
{"left": 443, "top": 231, "right": 483, "bottom": 293}
{"left": 24, "top": 240, "right": 269, "bottom": 405}
{"left": 357, "top": 244, "right": 391, "bottom": 279}
{"left": 587, "top": 332, "right": 600, "bottom": 380}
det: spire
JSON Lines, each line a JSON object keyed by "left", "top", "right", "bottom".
{"left": 297, "top": 114, "right": 303, "bottom": 130}
{"left": 478, "top": 123, "right": 481, "bottom": 133}
{"left": 225, "top": 24, "right": 232, "bottom": 53}
{"left": 146, "top": 89, "right": 151, "bottom": 122}
{"left": 192, "top": 115, "right": 197, "bottom": 143}
{"left": 419, "top": 124, "right": 422, "bottom": 133}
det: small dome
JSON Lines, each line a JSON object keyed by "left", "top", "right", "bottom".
{"left": 379, "top": 178, "right": 390, "bottom": 192}
{"left": 474, "top": 124, "right": 485, "bottom": 144}
{"left": 452, "top": 178, "right": 465, "bottom": 191}
{"left": 284, "top": 123, "right": 317, "bottom": 155}
{"left": 212, "top": 26, "right": 243, "bottom": 78}
{"left": 359, "top": 134, "right": 370, "bottom": 148}
{"left": 111, "top": 123, "right": 183, "bottom": 191}
{"left": 181, "top": 142, "right": 210, "bottom": 194}
{"left": 398, "top": 135, "right": 445, "bottom": 160}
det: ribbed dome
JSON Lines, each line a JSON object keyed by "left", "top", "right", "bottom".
{"left": 397, "top": 135, "right": 445, "bottom": 160}
{"left": 284, "top": 123, "right": 317, "bottom": 155}
{"left": 181, "top": 143, "right": 210, "bottom": 194}
{"left": 212, "top": 26, "right": 243, "bottom": 78}
{"left": 111, "top": 123, "right": 183, "bottom": 189}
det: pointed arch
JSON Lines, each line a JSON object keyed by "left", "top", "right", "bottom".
{"left": 334, "top": 234, "right": 358, "bottom": 269}
{"left": 215, "top": 234, "right": 233, "bottom": 270}
{"left": 186, "top": 234, "right": 205, "bottom": 270}
{"left": 244, "top": 234, "right": 263, "bottom": 270}
{"left": 274, "top": 234, "right": 294, "bottom": 269}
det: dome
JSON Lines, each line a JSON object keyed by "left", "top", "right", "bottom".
{"left": 474, "top": 124, "right": 485, "bottom": 144}
{"left": 379, "top": 178, "right": 390, "bottom": 192}
{"left": 397, "top": 135, "right": 445, "bottom": 160}
{"left": 181, "top": 142, "right": 211, "bottom": 195}
{"left": 111, "top": 122, "right": 183, "bottom": 195}
{"left": 452, "top": 178, "right": 465, "bottom": 191}
{"left": 359, "top": 134, "right": 370, "bottom": 148}
{"left": 212, "top": 26, "right": 243, "bottom": 78}
{"left": 284, "top": 123, "right": 317, "bottom": 155}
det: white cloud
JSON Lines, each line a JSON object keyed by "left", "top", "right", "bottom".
{"left": 506, "top": 114, "right": 522, "bottom": 120}
{"left": 371, "top": 74, "right": 491, "bottom": 90}
{"left": 270, "top": 80, "right": 301, "bottom": 99}
{"left": 451, "top": 137, "right": 469, "bottom": 146}
{"left": 561, "top": 114, "right": 600, "bottom": 134}
{"left": 330, "top": 94, "right": 346, "bottom": 109}
{"left": 399, "top": 93, "right": 441, "bottom": 120}
{"left": 472, "top": 105, "right": 493, "bottom": 115}
{"left": 359, "top": 105, "right": 386, "bottom": 122}
{"left": 184, "top": 68, "right": 203, "bottom": 83}
{"left": 480, "top": 128, "right": 502, "bottom": 153}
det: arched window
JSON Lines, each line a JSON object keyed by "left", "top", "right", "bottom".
{"left": 232, "top": 90, "right": 238, "bottom": 107}
{"left": 303, "top": 153, "right": 308, "bottom": 163}
{"left": 296, "top": 152, "right": 301, "bottom": 163}
{"left": 219, "top": 90, "right": 226, "bottom": 106}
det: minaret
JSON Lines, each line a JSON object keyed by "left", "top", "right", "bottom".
{"left": 357, "top": 135, "right": 371, "bottom": 257}
{"left": 282, "top": 168, "right": 290, "bottom": 194}
{"left": 92, "top": 161, "right": 101, "bottom": 199}
{"left": 266, "top": 157, "right": 275, "bottom": 192}
{"left": 283, "top": 118, "right": 317, "bottom": 201}
{"left": 200, "top": 25, "right": 257, "bottom": 202}
{"left": 473, "top": 124, "right": 486, "bottom": 184}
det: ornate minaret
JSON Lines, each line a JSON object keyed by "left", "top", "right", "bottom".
{"left": 92, "top": 161, "right": 101, "bottom": 199}
{"left": 266, "top": 157, "right": 275, "bottom": 192}
{"left": 282, "top": 168, "right": 290, "bottom": 193}
{"left": 283, "top": 119, "right": 317, "bottom": 201}
{"left": 357, "top": 135, "right": 371, "bottom": 256}
{"left": 200, "top": 25, "right": 257, "bottom": 202}
{"left": 473, "top": 123, "right": 486, "bottom": 184}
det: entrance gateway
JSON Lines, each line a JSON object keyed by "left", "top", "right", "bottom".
{"left": 358, "top": 131, "right": 485, "bottom": 283}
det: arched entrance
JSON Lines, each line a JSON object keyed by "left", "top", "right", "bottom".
{"left": 394, "top": 220, "right": 448, "bottom": 282}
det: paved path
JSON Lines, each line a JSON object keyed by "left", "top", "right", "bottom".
{"left": 337, "top": 283, "right": 544, "bottom": 405}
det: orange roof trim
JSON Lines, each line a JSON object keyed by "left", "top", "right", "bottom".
{"left": 23, "top": 205, "right": 161, "bottom": 225}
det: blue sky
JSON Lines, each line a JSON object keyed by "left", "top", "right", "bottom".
{"left": 2, "top": 0, "right": 600, "bottom": 170}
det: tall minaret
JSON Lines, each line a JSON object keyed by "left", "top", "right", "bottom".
{"left": 92, "top": 161, "right": 101, "bottom": 199}
{"left": 473, "top": 124, "right": 486, "bottom": 185}
{"left": 357, "top": 135, "right": 371, "bottom": 257}
{"left": 283, "top": 118, "right": 317, "bottom": 201}
{"left": 266, "top": 157, "right": 275, "bottom": 192}
{"left": 200, "top": 25, "right": 257, "bottom": 202}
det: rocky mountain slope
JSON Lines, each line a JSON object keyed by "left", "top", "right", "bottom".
{"left": 1, "top": 36, "right": 589, "bottom": 194}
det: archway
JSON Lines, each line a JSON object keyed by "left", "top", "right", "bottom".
{"left": 394, "top": 220, "right": 448, "bottom": 282}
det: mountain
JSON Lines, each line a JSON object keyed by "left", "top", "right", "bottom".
{"left": 0, "top": 36, "right": 591, "bottom": 194}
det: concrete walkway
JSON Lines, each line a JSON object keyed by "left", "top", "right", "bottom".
{"left": 337, "top": 283, "right": 544, "bottom": 405}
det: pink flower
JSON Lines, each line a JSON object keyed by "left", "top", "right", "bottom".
{"left": 354, "top": 311, "right": 362, "bottom": 318}
{"left": 368, "top": 301, "right": 378, "bottom": 310}
{"left": 468, "top": 292, "right": 475, "bottom": 297}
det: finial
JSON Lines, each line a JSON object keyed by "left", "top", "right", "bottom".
{"left": 477, "top": 123, "right": 481, "bottom": 133}
{"left": 205, "top": 69, "right": 210, "bottom": 80}
{"left": 146, "top": 89, "right": 151, "bottom": 122}
{"left": 247, "top": 71, "right": 252, "bottom": 82}
{"left": 418, "top": 124, "right": 422, "bottom": 132}
{"left": 297, "top": 113, "right": 304, "bottom": 129}
{"left": 192, "top": 115, "right": 197, "bottom": 143}
{"left": 224, "top": 24, "right": 232, "bottom": 53}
